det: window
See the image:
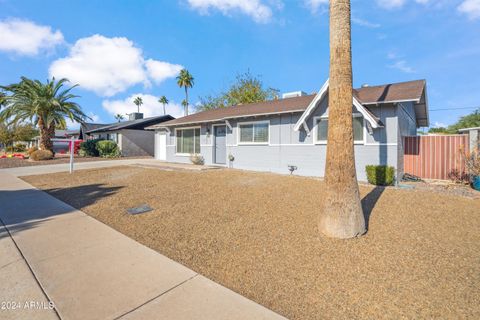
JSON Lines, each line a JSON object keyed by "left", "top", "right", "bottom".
{"left": 176, "top": 128, "right": 200, "bottom": 154}
{"left": 315, "top": 115, "right": 364, "bottom": 143}
{"left": 239, "top": 122, "right": 269, "bottom": 144}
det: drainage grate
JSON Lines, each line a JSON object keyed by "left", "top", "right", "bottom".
{"left": 127, "top": 204, "right": 153, "bottom": 215}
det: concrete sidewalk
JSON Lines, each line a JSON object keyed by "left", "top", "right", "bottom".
{"left": 0, "top": 172, "right": 285, "bottom": 320}
{"left": 1, "top": 158, "right": 222, "bottom": 177}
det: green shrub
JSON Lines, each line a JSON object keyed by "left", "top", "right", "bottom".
{"left": 80, "top": 139, "right": 102, "bottom": 157}
{"left": 365, "top": 165, "right": 395, "bottom": 186}
{"left": 96, "top": 140, "right": 120, "bottom": 158}
{"left": 14, "top": 143, "right": 27, "bottom": 152}
{"left": 30, "top": 150, "right": 53, "bottom": 161}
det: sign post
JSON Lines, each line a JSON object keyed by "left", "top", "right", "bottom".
{"left": 69, "top": 136, "right": 75, "bottom": 174}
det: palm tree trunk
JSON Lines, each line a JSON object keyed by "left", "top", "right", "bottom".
{"left": 319, "top": 0, "right": 365, "bottom": 239}
{"left": 185, "top": 87, "right": 189, "bottom": 116}
{"left": 37, "top": 117, "right": 53, "bottom": 152}
{"left": 163, "top": 103, "right": 166, "bottom": 115}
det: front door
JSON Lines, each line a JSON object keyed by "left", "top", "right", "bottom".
{"left": 214, "top": 125, "right": 226, "bottom": 164}
{"left": 155, "top": 131, "right": 167, "bottom": 160}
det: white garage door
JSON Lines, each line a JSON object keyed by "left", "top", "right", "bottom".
{"left": 155, "top": 131, "right": 167, "bottom": 160}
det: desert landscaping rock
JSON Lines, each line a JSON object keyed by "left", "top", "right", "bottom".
{"left": 23, "top": 166, "right": 480, "bottom": 320}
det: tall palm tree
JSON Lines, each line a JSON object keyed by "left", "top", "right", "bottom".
{"left": 181, "top": 99, "right": 188, "bottom": 114}
{"left": 133, "top": 96, "right": 143, "bottom": 113}
{"left": 320, "top": 0, "right": 365, "bottom": 239}
{"left": 158, "top": 96, "right": 169, "bottom": 115}
{"left": 176, "top": 69, "right": 194, "bottom": 116}
{"left": 114, "top": 114, "right": 124, "bottom": 122}
{"left": 0, "top": 77, "right": 87, "bottom": 152}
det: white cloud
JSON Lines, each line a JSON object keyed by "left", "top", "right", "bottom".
{"left": 187, "top": 0, "right": 274, "bottom": 23}
{"left": 376, "top": 0, "right": 406, "bottom": 9}
{"left": 388, "top": 60, "right": 415, "bottom": 73}
{"left": 433, "top": 121, "right": 447, "bottom": 128}
{"left": 102, "top": 94, "right": 185, "bottom": 119}
{"left": 145, "top": 59, "right": 183, "bottom": 84}
{"left": 458, "top": 0, "right": 480, "bottom": 20}
{"left": 0, "top": 18, "right": 63, "bottom": 56}
{"left": 352, "top": 17, "right": 381, "bottom": 28}
{"left": 304, "top": 0, "right": 328, "bottom": 13}
{"left": 49, "top": 35, "right": 182, "bottom": 97}
{"left": 65, "top": 112, "right": 101, "bottom": 130}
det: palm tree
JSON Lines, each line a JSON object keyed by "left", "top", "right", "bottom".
{"left": 0, "top": 77, "right": 87, "bottom": 152}
{"left": 158, "top": 96, "right": 169, "bottom": 115}
{"left": 181, "top": 99, "right": 188, "bottom": 114}
{"left": 114, "top": 114, "right": 124, "bottom": 122}
{"left": 176, "top": 69, "right": 194, "bottom": 116}
{"left": 133, "top": 96, "right": 143, "bottom": 113}
{"left": 319, "top": 0, "right": 365, "bottom": 239}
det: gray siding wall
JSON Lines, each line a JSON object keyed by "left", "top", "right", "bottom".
{"left": 164, "top": 98, "right": 403, "bottom": 181}
{"left": 120, "top": 129, "right": 154, "bottom": 157}
{"left": 396, "top": 101, "right": 418, "bottom": 178}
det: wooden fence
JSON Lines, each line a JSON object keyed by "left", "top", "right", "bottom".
{"left": 403, "top": 135, "right": 469, "bottom": 180}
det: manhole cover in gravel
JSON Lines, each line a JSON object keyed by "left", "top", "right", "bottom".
{"left": 127, "top": 204, "right": 153, "bottom": 215}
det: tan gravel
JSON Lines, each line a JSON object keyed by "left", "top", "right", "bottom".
{"left": 23, "top": 166, "right": 480, "bottom": 320}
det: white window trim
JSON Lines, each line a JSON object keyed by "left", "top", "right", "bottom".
{"left": 313, "top": 114, "right": 366, "bottom": 145}
{"left": 237, "top": 120, "right": 270, "bottom": 145}
{"left": 175, "top": 126, "right": 201, "bottom": 156}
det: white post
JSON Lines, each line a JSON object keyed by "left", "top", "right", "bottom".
{"left": 69, "top": 136, "right": 75, "bottom": 174}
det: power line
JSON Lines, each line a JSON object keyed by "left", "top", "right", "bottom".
{"left": 430, "top": 106, "right": 479, "bottom": 112}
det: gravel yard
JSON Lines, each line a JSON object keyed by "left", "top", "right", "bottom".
{"left": 23, "top": 166, "right": 480, "bottom": 319}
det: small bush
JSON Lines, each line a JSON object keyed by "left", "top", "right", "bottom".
{"left": 13, "top": 143, "right": 27, "bottom": 152}
{"left": 365, "top": 165, "right": 395, "bottom": 186}
{"left": 27, "top": 146, "right": 38, "bottom": 155}
{"left": 80, "top": 139, "right": 102, "bottom": 157}
{"left": 30, "top": 150, "right": 53, "bottom": 161}
{"left": 96, "top": 140, "right": 120, "bottom": 158}
{"left": 190, "top": 154, "right": 204, "bottom": 165}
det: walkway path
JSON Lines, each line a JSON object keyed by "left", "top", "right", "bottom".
{"left": 0, "top": 172, "right": 285, "bottom": 320}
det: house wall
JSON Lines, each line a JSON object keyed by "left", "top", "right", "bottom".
{"left": 119, "top": 129, "right": 154, "bottom": 157}
{"left": 163, "top": 98, "right": 401, "bottom": 181}
{"left": 396, "top": 101, "right": 419, "bottom": 179}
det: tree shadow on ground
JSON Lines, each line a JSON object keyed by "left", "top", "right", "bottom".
{"left": 43, "top": 184, "right": 124, "bottom": 211}
{"left": 361, "top": 186, "right": 385, "bottom": 230}
{"left": 0, "top": 184, "right": 123, "bottom": 235}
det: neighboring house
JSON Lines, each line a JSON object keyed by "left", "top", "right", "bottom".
{"left": 458, "top": 126, "right": 480, "bottom": 151}
{"left": 149, "top": 79, "right": 428, "bottom": 181}
{"left": 32, "top": 129, "right": 80, "bottom": 153}
{"left": 79, "top": 123, "right": 108, "bottom": 140}
{"left": 85, "top": 113, "right": 174, "bottom": 157}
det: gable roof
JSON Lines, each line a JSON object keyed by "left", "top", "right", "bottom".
{"left": 152, "top": 79, "right": 428, "bottom": 128}
{"left": 354, "top": 80, "right": 425, "bottom": 104}
{"left": 86, "top": 115, "right": 174, "bottom": 134}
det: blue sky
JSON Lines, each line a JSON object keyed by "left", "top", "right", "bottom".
{"left": 0, "top": 0, "right": 479, "bottom": 129}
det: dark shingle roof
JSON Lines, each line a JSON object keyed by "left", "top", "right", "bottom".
{"left": 354, "top": 80, "right": 425, "bottom": 104}
{"left": 156, "top": 80, "right": 426, "bottom": 127}
{"left": 86, "top": 115, "right": 174, "bottom": 133}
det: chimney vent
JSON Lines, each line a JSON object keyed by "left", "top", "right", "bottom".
{"left": 129, "top": 112, "right": 144, "bottom": 120}
{"left": 282, "top": 91, "right": 307, "bottom": 99}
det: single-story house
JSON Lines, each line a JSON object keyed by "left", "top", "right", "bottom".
{"left": 85, "top": 113, "right": 174, "bottom": 157}
{"left": 79, "top": 123, "right": 108, "bottom": 140}
{"left": 148, "top": 79, "right": 429, "bottom": 181}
